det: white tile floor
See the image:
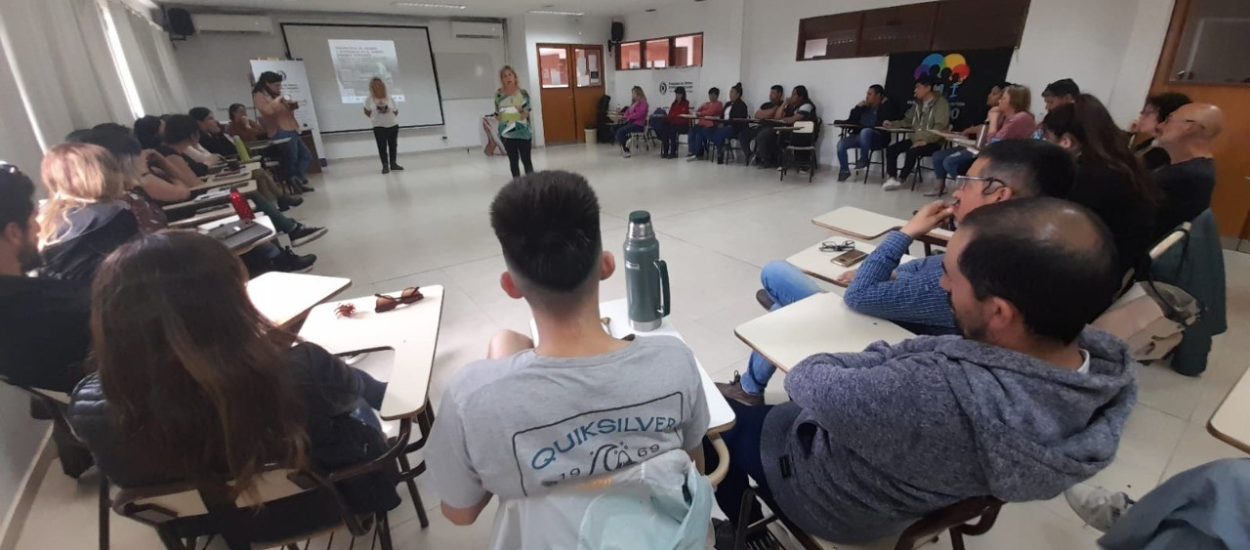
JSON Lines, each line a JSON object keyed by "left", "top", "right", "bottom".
{"left": 14, "top": 144, "right": 1249, "bottom": 549}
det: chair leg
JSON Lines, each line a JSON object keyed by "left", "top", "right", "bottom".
{"left": 154, "top": 526, "right": 184, "bottom": 550}
{"left": 376, "top": 512, "right": 394, "bottom": 550}
{"left": 99, "top": 476, "right": 109, "bottom": 550}
{"left": 397, "top": 454, "right": 429, "bottom": 528}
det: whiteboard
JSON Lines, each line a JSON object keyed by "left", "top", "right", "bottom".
{"left": 435, "top": 52, "right": 498, "bottom": 100}
{"left": 282, "top": 23, "right": 445, "bottom": 133}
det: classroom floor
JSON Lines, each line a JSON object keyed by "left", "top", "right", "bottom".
{"left": 14, "top": 144, "right": 1248, "bottom": 549}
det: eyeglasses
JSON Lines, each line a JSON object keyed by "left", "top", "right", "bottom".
{"left": 954, "top": 175, "right": 1007, "bottom": 195}
{"left": 820, "top": 240, "right": 856, "bottom": 252}
{"left": 334, "top": 287, "right": 425, "bottom": 318}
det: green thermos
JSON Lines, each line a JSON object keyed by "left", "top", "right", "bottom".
{"left": 624, "top": 210, "right": 671, "bottom": 331}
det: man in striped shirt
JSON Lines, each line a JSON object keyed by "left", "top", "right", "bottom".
{"left": 719, "top": 140, "right": 1077, "bottom": 406}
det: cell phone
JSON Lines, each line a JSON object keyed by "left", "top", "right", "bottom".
{"left": 831, "top": 249, "right": 868, "bottom": 268}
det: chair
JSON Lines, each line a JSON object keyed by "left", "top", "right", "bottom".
{"left": 909, "top": 155, "right": 935, "bottom": 191}
{"left": 857, "top": 147, "right": 888, "bottom": 184}
{"left": 628, "top": 118, "right": 657, "bottom": 154}
{"left": 112, "top": 418, "right": 414, "bottom": 550}
{"left": 731, "top": 486, "right": 1003, "bottom": 550}
{"left": 781, "top": 120, "right": 820, "bottom": 182}
{"left": 385, "top": 401, "right": 436, "bottom": 529}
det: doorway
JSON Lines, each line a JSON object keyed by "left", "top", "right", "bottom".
{"left": 1149, "top": 0, "right": 1250, "bottom": 246}
{"left": 537, "top": 43, "right": 605, "bottom": 145}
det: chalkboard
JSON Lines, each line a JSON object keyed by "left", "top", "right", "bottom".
{"left": 435, "top": 52, "right": 497, "bottom": 100}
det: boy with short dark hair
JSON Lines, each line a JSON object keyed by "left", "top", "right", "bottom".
{"left": 427, "top": 170, "right": 710, "bottom": 528}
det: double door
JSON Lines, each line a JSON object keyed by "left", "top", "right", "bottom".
{"left": 537, "top": 44, "right": 605, "bottom": 145}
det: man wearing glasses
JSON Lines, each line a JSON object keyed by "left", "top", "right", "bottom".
{"left": 1152, "top": 103, "right": 1225, "bottom": 237}
{"left": 718, "top": 140, "right": 1075, "bottom": 407}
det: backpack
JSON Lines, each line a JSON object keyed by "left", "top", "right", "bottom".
{"left": 1093, "top": 281, "right": 1201, "bottom": 362}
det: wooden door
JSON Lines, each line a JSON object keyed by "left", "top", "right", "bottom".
{"left": 1150, "top": 0, "right": 1250, "bottom": 241}
{"left": 572, "top": 45, "right": 606, "bottom": 143}
{"left": 537, "top": 45, "right": 577, "bottom": 145}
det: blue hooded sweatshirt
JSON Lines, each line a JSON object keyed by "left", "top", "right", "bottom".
{"left": 761, "top": 328, "right": 1138, "bottom": 543}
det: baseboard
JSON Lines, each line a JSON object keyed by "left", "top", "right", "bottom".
{"left": 0, "top": 427, "right": 54, "bottom": 550}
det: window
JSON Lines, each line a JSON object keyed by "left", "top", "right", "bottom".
{"left": 645, "top": 38, "right": 670, "bottom": 68}
{"left": 618, "top": 42, "right": 643, "bottom": 70}
{"left": 672, "top": 34, "right": 704, "bottom": 67}
{"left": 575, "top": 47, "right": 603, "bottom": 87}
{"left": 538, "top": 47, "right": 569, "bottom": 88}
{"left": 1167, "top": 0, "right": 1250, "bottom": 84}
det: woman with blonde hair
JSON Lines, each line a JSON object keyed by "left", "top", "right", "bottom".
{"left": 364, "top": 77, "right": 403, "bottom": 174}
{"left": 38, "top": 143, "right": 141, "bottom": 281}
{"left": 495, "top": 65, "right": 534, "bottom": 177}
{"left": 616, "top": 86, "right": 650, "bottom": 158}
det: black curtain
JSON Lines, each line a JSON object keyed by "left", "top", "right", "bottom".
{"left": 885, "top": 48, "right": 1013, "bottom": 131}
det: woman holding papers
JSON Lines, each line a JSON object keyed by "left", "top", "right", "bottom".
{"left": 495, "top": 66, "right": 534, "bottom": 178}
{"left": 364, "top": 77, "right": 403, "bottom": 174}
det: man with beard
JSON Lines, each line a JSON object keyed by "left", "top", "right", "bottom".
{"left": 709, "top": 197, "right": 1138, "bottom": 546}
{"left": 0, "top": 163, "right": 90, "bottom": 392}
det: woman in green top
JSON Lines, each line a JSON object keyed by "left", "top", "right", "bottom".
{"left": 495, "top": 66, "right": 534, "bottom": 178}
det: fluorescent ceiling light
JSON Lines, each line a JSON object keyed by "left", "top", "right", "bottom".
{"left": 394, "top": 2, "right": 467, "bottom": 8}
{"left": 528, "top": 9, "right": 585, "bottom": 16}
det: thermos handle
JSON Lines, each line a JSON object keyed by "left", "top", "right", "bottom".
{"left": 655, "top": 259, "right": 671, "bottom": 317}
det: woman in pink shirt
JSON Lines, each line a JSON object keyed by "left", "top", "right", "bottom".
{"left": 685, "top": 87, "right": 725, "bottom": 161}
{"left": 987, "top": 85, "right": 1037, "bottom": 141}
{"left": 615, "top": 86, "right": 650, "bottom": 158}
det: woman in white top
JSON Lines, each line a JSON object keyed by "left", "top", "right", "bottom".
{"left": 363, "top": 77, "right": 403, "bottom": 174}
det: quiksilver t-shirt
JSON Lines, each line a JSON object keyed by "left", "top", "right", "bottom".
{"left": 426, "top": 335, "right": 709, "bottom": 507}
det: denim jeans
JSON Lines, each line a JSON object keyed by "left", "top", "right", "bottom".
{"left": 741, "top": 261, "right": 822, "bottom": 396}
{"left": 931, "top": 147, "right": 976, "bottom": 181}
{"left": 273, "top": 129, "right": 312, "bottom": 182}
{"left": 688, "top": 126, "right": 712, "bottom": 157}
{"left": 615, "top": 123, "right": 642, "bottom": 150}
{"left": 708, "top": 126, "right": 739, "bottom": 160}
{"left": 836, "top": 129, "right": 887, "bottom": 175}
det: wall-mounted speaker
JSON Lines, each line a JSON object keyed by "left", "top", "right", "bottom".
{"left": 611, "top": 22, "right": 624, "bottom": 43}
{"left": 167, "top": 8, "right": 196, "bottom": 36}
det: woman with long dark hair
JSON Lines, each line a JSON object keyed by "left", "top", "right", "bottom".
{"left": 1041, "top": 94, "right": 1160, "bottom": 275}
{"left": 364, "top": 77, "right": 403, "bottom": 174}
{"left": 67, "top": 231, "right": 398, "bottom": 517}
{"left": 494, "top": 65, "right": 534, "bottom": 177}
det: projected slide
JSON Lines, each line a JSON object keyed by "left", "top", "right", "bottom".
{"left": 328, "top": 39, "right": 406, "bottom": 104}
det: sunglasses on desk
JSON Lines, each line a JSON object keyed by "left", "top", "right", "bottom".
{"left": 820, "top": 240, "right": 856, "bottom": 252}
{"left": 334, "top": 287, "right": 425, "bottom": 318}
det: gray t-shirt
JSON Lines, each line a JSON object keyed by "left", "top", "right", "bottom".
{"left": 427, "top": 335, "right": 710, "bottom": 507}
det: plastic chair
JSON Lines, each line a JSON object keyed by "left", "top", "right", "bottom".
{"left": 781, "top": 120, "right": 819, "bottom": 182}
{"left": 732, "top": 486, "right": 1003, "bottom": 550}
{"left": 112, "top": 418, "right": 415, "bottom": 550}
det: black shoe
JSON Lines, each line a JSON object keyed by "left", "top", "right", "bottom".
{"left": 297, "top": 183, "right": 315, "bottom": 193}
{"left": 287, "top": 224, "right": 328, "bottom": 247}
{"left": 837, "top": 171, "right": 851, "bottom": 182}
{"left": 382, "top": 166, "right": 390, "bottom": 174}
{"left": 755, "top": 289, "right": 775, "bottom": 311}
{"left": 390, "top": 163, "right": 404, "bottom": 171}
{"left": 272, "top": 247, "right": 316, "bottom": 273}
{"left": 716, "top": 373, "right": 765, "bottom": 407}
{"left": 277, "top": 196, "right": 302, "bottom": 211}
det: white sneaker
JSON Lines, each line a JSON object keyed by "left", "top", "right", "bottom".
{"left": 1063, "top": 483, "right": 1134, "bottom": 533}
{"left": 622, "top": 150, "right": 632, "bottom": 159}
{"left": 685, "top": 155, "right": 699, "bottom": 162}
{"left": 882, "top": 178, "right": 903, "bottom": 191}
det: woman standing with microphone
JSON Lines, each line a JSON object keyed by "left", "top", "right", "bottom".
{"left": 494, "top": 66, "right": 534, "bottom": 178}
{"left": 363, "top": 77, "right": 403, "bottom": 174}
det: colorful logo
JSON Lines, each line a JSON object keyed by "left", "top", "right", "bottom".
{"left": 915, "top": 53, "right": 972, "bottom": 86}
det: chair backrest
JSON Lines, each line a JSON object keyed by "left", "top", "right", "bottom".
{"left": 793, "top": 121, "right": 815, "bottom": 134}
{"left": 1149, "top": 222, "right": 1191, "bottom": 261}
{"left": 893, "top": 496, "right": 1003, "bottom": 550}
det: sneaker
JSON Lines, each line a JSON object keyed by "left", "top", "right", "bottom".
{"left": 622, "top": 150, "right": 632, "bottom": 158}
{"left": 287, "top": 224, "right": 328, "bottom": 247}
{"left": 389, "top": 163, "right": 405, "bottom": 171}
{"left": 882, "top": 178, "right": 903, "bottom": 191}
{"left": 279, "top": 195, "right": 304, "bottom": 208}
{"left": 1064, "top": 484, "right": 1134, "bottom": 532}
{"left": 297, "top": 183, "right": 315, "bottom": 193}
{"left": 716, "top": 373, "right": 765, "bottom": 407}
{"left": 837, "top": 171, "right": 851, "bottom": 182}
{"left": 686, "top": 155, "right": 700, "bottom": 162}
{"left": 755, "top": 289, "right": 775, "bottom": 311}
{"left": 382, "top": 166, "right": 390, "bottom": 174}
{"left": 272, "top": 247, "right": 316, "bottom": 273}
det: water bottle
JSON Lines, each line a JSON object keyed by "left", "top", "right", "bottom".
{"left": 623, "top": 211, "right": 671, "bottom": 332}
{"left": 229, "top": 189, "right": 255, "bottom": 222}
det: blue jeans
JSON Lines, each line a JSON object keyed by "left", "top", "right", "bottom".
{"left": 932, "top": 147, "right": 976, "bottom": 181}
{"left": 741, "top": 261, "right": 822, "bottom": 396}
{"left": 688, "top": 126, "right": 711, "bottom": 157}
{"left": 615, "top": 123, "right": 642, "bottom": 150}
{"left": 273, "top": 129, "right": 312, "bottom": 182}
{"left": 836, "top": 129, "right": 887, "bottom": 175}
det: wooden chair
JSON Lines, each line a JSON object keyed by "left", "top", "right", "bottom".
{"left": 732, "top": 486, "right": 1003, "bottom": 550}
{"left": 112, "top": 418, "right": 414, "bottom": 550}
{"left": 780, "top": 120, "right": 820, "bottom": 182}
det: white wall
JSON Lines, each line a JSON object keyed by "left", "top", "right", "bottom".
{"left": 172, "top": 12, "right": 506, "bottom": 161}
{"left": 512, "top": 13, "right": 614, "bottom": 147}
{"left": 613, "top": 0, "right": 746, "bottom": 110}
{"left": 621, "top": 0, "right": 1175, "bottom": 168}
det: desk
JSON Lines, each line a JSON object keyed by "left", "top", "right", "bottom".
{"left": 735, "top": 293, "right": 915, "bottom": 372}
{"left": 191, "top": 176, "right": 254, "bottom": 194}
{"left": 247, "top": 272, "right": 351, "bottom": 328}
{"left": 1209, "top": 367, "right": 1250, "bottom": 453}
{"left": 299, "top": 286, "right": 446, "bottom": 421}
{"left": 933, "top": 130, "right": 981, "bottom": 153}
{"left": 168, "top": 205, "right": 237, "bottom": 228}
{"left": 786, "top": 239, "right": 916, "bottom": 287}
{"left": 163, "top": 181, "right": 258, "bottom": 213}
{"left": 198, "top": 213, "right": 277, "bottom": 255}
{"left": 529, "top": 299, "right": 736, "bottom": 485}
{"left": 811, "top": 206, "right": 953, "bottom": 243}
{"left": 245, "top": 137, "right": 292, "bottom": 153}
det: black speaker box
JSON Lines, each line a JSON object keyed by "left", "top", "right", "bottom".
{"left": 611, "top": 22, "right": 624, "bottom": 42}
{"left": 168, "top": 8, "right": 195, "bottom": 36}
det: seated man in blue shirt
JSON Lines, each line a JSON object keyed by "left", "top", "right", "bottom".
{"left": 834, "top": 84, "right": 902, "bottom": 182}
{"left": 720, "top": 140, "right": 1076, "bottom": 405}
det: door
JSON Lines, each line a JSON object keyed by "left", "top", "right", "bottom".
{"left": 538, "top": 44, "right": 606, "bottom": 145}
{"left": 1150, "top": 0, "right": 1250, "bottom": 243}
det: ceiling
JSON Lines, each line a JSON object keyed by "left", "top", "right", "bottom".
{"left": 163, "top": 0, "right": 675, "bottom": 18}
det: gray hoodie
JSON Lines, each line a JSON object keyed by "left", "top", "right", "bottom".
{"left": 761, "top": 328, "right": 1137, "bottom": 543}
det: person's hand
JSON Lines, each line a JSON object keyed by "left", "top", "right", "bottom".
{"left": 857, "top": 100, "right": 868, "bottom": 108}
{"left": 140, "top": 149, "right": 169, "bottom": 169}
{"left": 836, "top": 269, "right": 858, "bottom": 286}
{"left": 912, "top": 140, "right": 927, "bottom": 148}
{"left": 901, "top": 201, "right": 955, "bottom": 238}
{"left": 1128, "top": 121, "right": 1139, "bottom": 133}
{"left": 882, "top": 120, "right": 893, "bottom": 128}
{"left": 988, "top": 106, "right": 1002, "bottom": 117}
